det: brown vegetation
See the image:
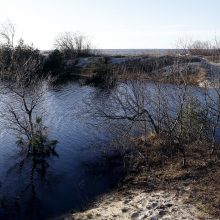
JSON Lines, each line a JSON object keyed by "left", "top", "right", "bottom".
{"left": 90, "top": 66, "right": 220, "bottom": 217}
{"left": 121, "top": 134, "right": 220, "bottom": 217}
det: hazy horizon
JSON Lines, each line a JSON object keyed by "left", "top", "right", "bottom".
{"left": 0, "top": 0, "right": 220, "bottom": 50}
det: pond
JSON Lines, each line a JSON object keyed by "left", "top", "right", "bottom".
{"left": 0, "top": 80, "right": 219, "bottom": 220}
{"left": 0, "top": 82, "right": 123, "bottom": 220}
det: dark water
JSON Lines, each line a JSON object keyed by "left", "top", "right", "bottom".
{"left": 0, "top": 82, "right": 122, "bottom": 220}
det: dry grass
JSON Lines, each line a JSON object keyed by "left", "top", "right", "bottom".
{"left": 203, "top": 55, "right": 220, "bottom": 63}
{"left": 120, "top": 136, "right": 220, "bottom": 218}
{"left": 148, "top": 65, "right": 207, "bottom": 86}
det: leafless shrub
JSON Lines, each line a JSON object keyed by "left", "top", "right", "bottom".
{"left": 0, "top": 20, "right": 15, "bottom": 48}
{"left": 54, "top": 31, "right": 91, "bottom": 59}
{"left": 177, "top": 37, "right": 220, "bottom": 62}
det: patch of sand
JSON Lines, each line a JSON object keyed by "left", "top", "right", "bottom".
{"left": 72, "top": 190, "right": 215, "bottom": 220}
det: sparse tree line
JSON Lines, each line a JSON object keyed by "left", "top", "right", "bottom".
{"left": 0, "top": 21, "right": 93, "bottom": 82}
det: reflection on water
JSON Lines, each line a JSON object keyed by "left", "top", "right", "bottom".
{"left": 0, "top": 82, "right": 122, "bottom": 220}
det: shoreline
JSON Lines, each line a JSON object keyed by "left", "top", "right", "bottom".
{"left": 71, "top": 188, "right": 214, "bottom": 220}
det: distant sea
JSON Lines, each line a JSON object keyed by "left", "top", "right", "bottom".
{"left": 97, "top": 49, "right": 179, "bottom": 56}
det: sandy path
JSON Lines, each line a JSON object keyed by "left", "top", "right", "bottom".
{"left": 72, "top": 190, "right": 216, "bottom": 220}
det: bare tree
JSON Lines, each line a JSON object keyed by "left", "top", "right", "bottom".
{"left": 0, "top": 33, "right": 58, "bottom": 218}
{"left": 54, "top": 31, "right": 91, "bottom": 58}
{"left": 0, "top": 48, "right": 57, "bottom": 154}
{"left": 0, "top": 20, "right": 15, "bottom": 48}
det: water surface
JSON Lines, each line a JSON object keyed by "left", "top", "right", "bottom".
{"left": 0, "top": 82, "right": 121, "bottom": 220}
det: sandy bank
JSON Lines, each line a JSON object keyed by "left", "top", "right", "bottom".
{"left": 72, "top": 189, "right": 215, "bottom": 220}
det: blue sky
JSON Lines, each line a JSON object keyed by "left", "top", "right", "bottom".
{"left": 0, "top": 0, "right": 219, "bottom": 49}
